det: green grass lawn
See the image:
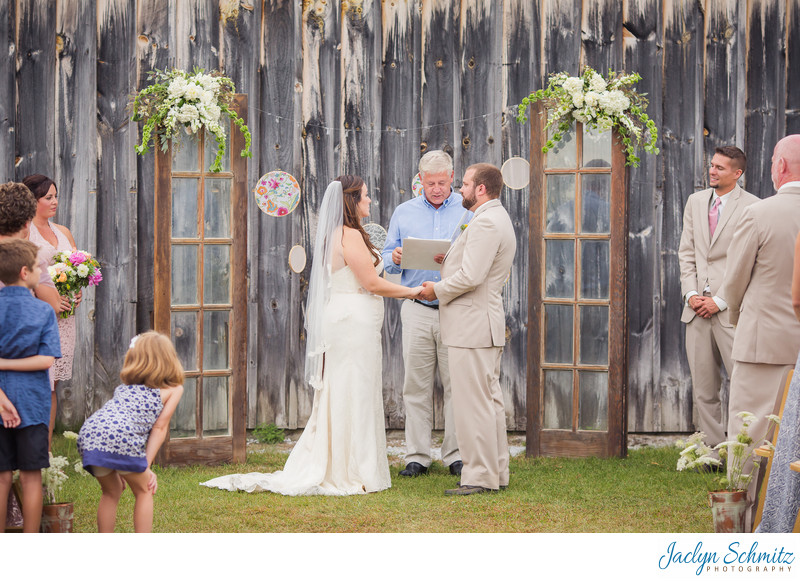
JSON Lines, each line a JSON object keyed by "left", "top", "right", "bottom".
{"left": 51, "top": 434, "right": 713, "bottom": 533}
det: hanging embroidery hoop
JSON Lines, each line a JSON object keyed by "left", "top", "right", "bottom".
{"left": 501, "top": 157, "right": 530, "bottom": 190}
{"left": 288, "top": 245, "right": 307, "bottom": 273}
{"left": 254, "top": 170, "right": 301, "bottom": 216}
{"left": 363, "top": 222, "right": 388, "bottom": 251}
{"left": 411, "top": 173, "right": 424, "bottom": 198}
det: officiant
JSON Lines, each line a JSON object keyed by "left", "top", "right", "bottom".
{"left": 381, "top": 150, "right": 470, "bottom": 478}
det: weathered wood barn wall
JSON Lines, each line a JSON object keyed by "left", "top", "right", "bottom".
{"left": 1, "top": 0, "right": 798, "bottom": 435}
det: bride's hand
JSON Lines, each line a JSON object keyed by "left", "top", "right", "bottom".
{"left": 407, "top": 286, "right": 424, "bottom": 299}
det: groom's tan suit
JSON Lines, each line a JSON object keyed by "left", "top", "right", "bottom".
{"left": 718, "top": 182, "right": 800, "bottom": 526}
{"left": 678, "top": 184, "right": 759, "bottom": 446}
{"left": 434, "top": 198, "right": 516, "bottom": 490}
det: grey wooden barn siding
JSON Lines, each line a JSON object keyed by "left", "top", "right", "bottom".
{"left": 1, "top": 0, "right": 798, "bottom": 434}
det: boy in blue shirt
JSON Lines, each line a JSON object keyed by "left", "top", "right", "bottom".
{"left": 0, "top": 238, "right": 61, "bottom": 532}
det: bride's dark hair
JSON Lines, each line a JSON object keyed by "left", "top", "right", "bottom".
{"left": 337, "top": 175, "right": 380, "bottom": 265}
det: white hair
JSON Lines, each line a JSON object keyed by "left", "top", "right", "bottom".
{"left": 418, "top": 150, "right": 453, "bottom": 177}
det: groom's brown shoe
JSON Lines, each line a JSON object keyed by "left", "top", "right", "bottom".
{"left": 445, "top": 484, "right": 492, "bottom": 496}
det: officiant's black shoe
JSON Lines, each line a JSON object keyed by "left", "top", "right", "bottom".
{"left": 448, "top": 461, "right": 463, "bottom": 476}
{"left": 399, "top": 462, "right": 428, "bottom": 477}
{"left": 445, "top": 484, "right": 492, "bottom": 496}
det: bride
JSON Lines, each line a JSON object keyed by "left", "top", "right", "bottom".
{"left": 202, "top": 176, "right": 421, "bottom": 495}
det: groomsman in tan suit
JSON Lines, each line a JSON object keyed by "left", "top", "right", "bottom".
{"left": 718, "top": 134, "right": 800, "bottom": 528}
{"left": 419, "top": 163, "right": 516, "bottom": 495}
{"left": 678, "top": 146, "right": 759, "bottom": 448}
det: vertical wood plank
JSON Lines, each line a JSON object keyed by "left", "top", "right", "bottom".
{"left": 341, "top": 1, "right": 380, "bottom": 182}
{"left": 174, "top": 0, "right": 220, "bottom": 71}
{"left": 703, "top": 0, "right": 746, "bottom": 152}
{"left": 503, "top": 0, "right": 541, "bottom": 430}
{"left": 15, "top": 0, "right": 56, "bottom": 179}
{"left": 459, "top": 1, "right": 502, "bottom": 168}
{"left": 622, "top": 0, "right": 663, "bottom": 433}
{"left": 0, "top": 0, "right": 14, "bottom": 180}
{"left": 379, "top": 0, "right": 421, "bottom": 429}
{"left": 581, "top": 0, "right": 623, "bottom": 73}
{"left": 745, "top": 0, "right": 786, "bottom": 197}
{"left": 55, "top": 0, "right": 98, "bottom": 425}
{"left": 420, "top": 0, "right": 457, "bottom": 162}
{"left": 658, "top": 0, "right": 705, "bottom": 432}
{"left": 296, "top": 0, "right": 341, "bottom": 427}
{"left": 95, "top": 0, "right": 138, "bottom": 408}
{"left": 135, "top": 0, "right": 172, "bottom": 335}
{"left": 788, "top": 0, "right": 800, "bottom": 135}
{"left": 542, "top": 0, "right": 581, "bottom": 76}
{"left": 220, "top": 0, "right": 260, "bottom": 429}
{"left": 255, "top": 0, "right": 303, "bottom": 428}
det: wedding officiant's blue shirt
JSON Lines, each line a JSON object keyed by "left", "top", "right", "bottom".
{"left": 381, "top": 190, "right": 471, "bottom": 305}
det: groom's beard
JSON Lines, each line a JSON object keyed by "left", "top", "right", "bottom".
{"left": 462, "top": 193, "right": 475, "bottom": 209}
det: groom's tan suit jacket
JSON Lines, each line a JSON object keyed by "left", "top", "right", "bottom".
{"left": 435, "top": 198, "right": 516, "bottom": 348}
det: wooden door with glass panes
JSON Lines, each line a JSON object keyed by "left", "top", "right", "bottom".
{"left": 153, "top": 95, "right": 247, "bottom": 466}
{"left": 526, "top": 101, "right": 628, "bottom": 458}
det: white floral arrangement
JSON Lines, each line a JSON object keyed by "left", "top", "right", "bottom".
{"left": 131, "top": 67, "right": 252, "bottom": 173}
{"left": 517, "top": 67, "right": 659, "bottom": 167}
{"left": 676, "top": 411, "right": 780, "bottom": 492}
{"left": 42, "top": 431, "right": 90, "bottom": 504}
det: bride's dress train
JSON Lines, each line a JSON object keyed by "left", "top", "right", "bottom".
{"left": 201, "top": 265, "right": 391, "bottom": 496}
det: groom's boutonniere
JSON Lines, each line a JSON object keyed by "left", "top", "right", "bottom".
{"left": 460, "top": 223, "right": 468, "bottom": 231}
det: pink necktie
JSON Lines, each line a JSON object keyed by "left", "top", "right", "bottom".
{"left": 709, "top": 196, "right": 721, "bottom": 238}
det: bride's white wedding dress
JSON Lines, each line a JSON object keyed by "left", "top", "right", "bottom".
{"left": 201, "top": 263, "right": 391, "bottom": 496}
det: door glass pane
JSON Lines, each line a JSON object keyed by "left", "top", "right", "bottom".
{"left": 204, "top": 245, "right": 231, "bottom": 305}
{"left": 545, "top": 126, "right": 577, "bottom": 169}
{"left": 203, "top": 311, "right": 229, "bottom": 370}
{"left": 579, "top": 371, "right": 608, "bottom": 431}
{"left": 204, "top": 179, "right": 232, "bottom": 238}
{"left": 169, "top": 376, "right": 196, "bottom": 438}
{"left": 545, "top": 304, "right": 573, "bottom": 364}
{"left": 582, "top": 126, "right": 612, "bottom": 167}
{"left": 543, "top": 370, "right": 573, "bottom": 429}
{"left": 171, "top": 311, "right": 198, "bottom": 371}
{"left": 545, "top": 174, "right": 576, "bottom": 233}
{"left": 581, "top": 240, "right": 610, "bottom": 299}
{"left": 581, "top": 174, "right": 611, "bottom": 233}
{"left": 172, "top": 179, "right": 199, "bottom": 238}
{"left": 172, "top": 136, "right": 200, "bottom": 172}
{"left": 545, "top": 240, "right": 575, "bottom": 298}
{"left": 172, "top": 245, "right": 198, "bottom": 305}
{"left": 203, "top": 376, "right": 229, "bottom": 435}
{"left": 579, "top": 305, "right": 609, "bottom": 365}
{"left": 205, "top": 124, "right": 230, "bottom": 172}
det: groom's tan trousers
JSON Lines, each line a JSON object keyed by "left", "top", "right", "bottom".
{"left": 448, "top": 345, "right": 509, "bottom": 490}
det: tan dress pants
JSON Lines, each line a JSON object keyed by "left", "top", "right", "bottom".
{"left": 400, "top": 300, "right": 460, "bottom": 467}
{"left": 727, "top": 360, "right": 791, "bottom": 530}
{"left": 685, "top": 313, "right": 734, "bottom": 447}
{"left": 448, "top": 345, "right": 509, "bottom": 490}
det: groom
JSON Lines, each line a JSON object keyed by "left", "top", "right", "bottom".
{"left": 419, "top": 163, "right": 516, "bottom": 495}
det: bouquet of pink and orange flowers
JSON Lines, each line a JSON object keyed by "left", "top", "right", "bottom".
{"left": 48, "top": 250, "right": 102, "bottom": 319}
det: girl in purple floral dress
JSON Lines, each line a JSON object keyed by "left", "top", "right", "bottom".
{"left": 78, "top": 331, "right": 183, "bottom": 532}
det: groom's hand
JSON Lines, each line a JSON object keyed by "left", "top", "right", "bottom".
{"left": 419, "top": 281, "right": 437, "bottom": 301}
